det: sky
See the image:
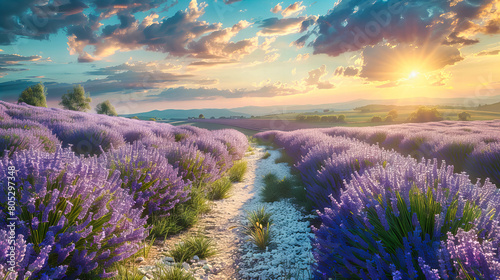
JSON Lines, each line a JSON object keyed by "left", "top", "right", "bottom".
{"left": 1, "top": 0, "right": 500, "bottom": 114}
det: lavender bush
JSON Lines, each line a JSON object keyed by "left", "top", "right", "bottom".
{"left": 0, "top": 147, "right": 148, "bottom": 279}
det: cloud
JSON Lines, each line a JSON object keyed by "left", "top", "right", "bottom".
{"left": 309, "top": 0, "right": 500, "bottom": 57}
{"left": 0, "top": 53, "right": 42, "bottom": 76}
{"left": 359, "top": 44, "right": 464, "bottom": 81}
{"left": 271, "top": 3, "right": 283, "bottom": 13}
{"left": 257, "top": 16, "right": 317, "bottom": 36}
{"left": 334, "top": 66, "right": 360, "bottom": 77}
{"left": 477, "top": 49, "right": 500, "bottom": 56}
{"left": 77, "top": 52, "right": 98, "bottom": 63}
{"left": 224, "top": 0, "right": 242, "bottom": 4}
{"left": 293, "top": 53, "right": 309, "bottom": 61}
{"left": 304, "top": 65, "right": 334, "bottom": 89}
{"left": 66, "top": 1, "right": 258, "bottom": 62}
{"left": 150, "top": 82, "right": 308, "bottom": 101}
{"left": 281, "top": 2, "right": 306, "bottom": 18}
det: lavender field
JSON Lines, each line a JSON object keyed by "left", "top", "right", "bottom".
{"left": 255, "top": 124, "right": 500, "bottom": 279}
{"left": 0, "top": 101, "right": 249, "bottom": 279}
{"left": 1, "top": 100, "right": 500, "bottom": 279}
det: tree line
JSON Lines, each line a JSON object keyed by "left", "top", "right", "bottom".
{"left": 17, "top": 83, "right": 118, "bottom": 116}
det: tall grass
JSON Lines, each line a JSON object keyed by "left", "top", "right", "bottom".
{"left": 228, "top": 160, "right": 247, "bottom": 182}
{"left": 207, "top": 177, "right": 232, "bottom": 200}
{"left": 168, "top": 235, "right": 217, "bottom": 263}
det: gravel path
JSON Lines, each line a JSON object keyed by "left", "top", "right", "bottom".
{"left": 139, "top": 145, "right": 265, "bottom": 279}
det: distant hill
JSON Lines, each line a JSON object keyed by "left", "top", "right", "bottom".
{"left": 477, "top": 102, "right": 500, "bottom": 112}
{"left": 121, "top": 109, "right": 250, "bottom": 119}
{"left": 354, "top": 104, "right": 421, "bottom": 112}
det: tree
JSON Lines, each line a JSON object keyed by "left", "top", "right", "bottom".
{"left": 131, "top": 116, "right": 139, "bottom": 120}
{"left": 60, "top": 85, "right": 91, "bottom": 111}
{"left": 95, "top": 100, "right": 118, "bottom": 116}
{"left": 323, "top": 109, "right": 330, "bottom": 113}
{"left": 458, "top": 111, "right": 471, "bottom": 121}
{"left": 199, "top": 114, "right": 205, "bottom": 119}
{"left": 338, "top": 114, "right": 346, "bottom": 122}
{"left": 148, "top": 118, "right": 156, "bottom": 121}
{"left": 18, "top": 83, "right": 47, "bottom": 107}
{"left": 384, "top": 115, "right": 394, "bottom": 122}
{"left": 388, "top": 109, "right": 398, "bottom": 119}
{"left": 371, "top": 116, "right": 383, "bottom": 122}
{"left": 408, "top": 107, "right": 443, "bottom": 123}
{"left": 296, "top": 114, "right": 306, "bottom": 121}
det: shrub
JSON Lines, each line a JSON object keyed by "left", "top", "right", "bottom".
{"left": 262, "top": 151, "right": 271, "bottom": 159}
{"left": 408, "top": 106, "right": 443, "bottom": 123}
{"left": 371, "top": 116, "right": 383, "bottom": 123}
{"left": 338, "top": 114, "right": 346, "bottom": 122}
{"left": 435, "top": 141, "right": 475, "bottom": 173}
{"left": 105, "top": 142, "right": 190, "bottom": 218}
{"left": 244, "top": 208, "right": 273, "bottom": 251}
{"left": 0, "top": 127, "right": 60, "bottom": 157}
{"left": 207, "top": 177, "right": 232, "bottom": 200}
{"left": 228, "top": 160, "right": 247, "bottom": 182}
{"left": 305, "top": 115, "right": 321, "bottom": 122}
{"left": 465, "top": 142, "right": 500, "bottom": 186}
{"left": 18, "top": 83, "right": 47, "bottom": 107}
{"left": 245, "top": 207, "right": 273, "bottom": 233}
{"left": 458, "top": 111, "right": 471, "bottom": 121}
{"left": 168, "top": 235, "right": 216, "bottom": 263}
{"left": 296, "top": 114, "right": 306, "bottom": 121}
{"left": 0, "top": 147, "right": 148, "bottom": 279}
{"left": 384, "top": 115, "right": 394, "bottom": 122}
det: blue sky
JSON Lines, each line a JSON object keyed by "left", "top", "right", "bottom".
{"left": 1, "top": 0, "right": 500, "bottom": 114}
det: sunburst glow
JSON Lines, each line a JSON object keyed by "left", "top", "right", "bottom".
{"left": 409, "top": 71, "right": 419, "bottom": 79}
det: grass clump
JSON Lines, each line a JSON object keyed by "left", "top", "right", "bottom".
{"left": 261, "top": 151, "right": 271, "bottom": 159}
{"left": 207, "top": 176, "right": 232, "bottom": 200}
{"left": 274, "top": 150, "right": 294, "bottom": 166}
{"left": 168, "top": 235, "right": 217, "bottom": 263}
{"left": 112, "top": 264, "right": 143, "bottom": 280}
{"left": 244, "top": 208, "right": 273, "bottom": 250}
{"left": 228, "top": 160, "right": 247, "bottom": 182}
{"left": 151, "top": 188, "right": 210, "bottom": 237}
{"left": 152, "top": 265, "right": 196, "bottom": 280}
{"left": 261, "top": 173, "right": 295, "bottom": 202}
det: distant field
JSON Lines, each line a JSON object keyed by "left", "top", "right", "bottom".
{"left": 184, "top": 108, "right": 500, "bottom": 132}
{"left": 160, "top": 119, "right": 259, "bottom": 136}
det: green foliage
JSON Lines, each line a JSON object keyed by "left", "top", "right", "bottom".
{"left": 306, "top": 115, "right": 321, "bottom": 122}
{"left": 366, "top": 185, "right": 482, "bottom": 256}
{"left": 168, "top": 235, "right": 216, "bottom": 263}
{"left": 388, "top": 109, "right": 399, "bottom": 119}
{"left": 261, "top": 173, "right": 295, "bottom": 202}
{"left": 246, "top": 222, "right": 272, "bottom": 250}
{"left": 371, "top": 116, "right": 383, "bottom": 122}
{"left": 175, "top": 133, "right": 187, "bottom": 142}
{"left": 151, "top": 188, "right": 209, "bottom": 237}
{"left": 148, "top": 118, "right": 156, "bottom": 121}
{"left": 338, "top": 114, "right": 346, "bottom": 122}
{"left": 60, "top": 85, "right": 91, "bottom": 111}
{"left": 245, "top": 207, "right": 273, "bottom": 232}
{"left": 96, "top": 100, "right": 118, "bottom": 116}
{"left": 274, "top": 150, "right": 294, "bottom": 166}
{"left": 228, "top": 160, "right": 247, "bottom": 182}
{"left": 384, "top": 115, "right": 394, "bottom": 122}
{"left": 112, "top": 264, "right": 143, "bottom": 280}
{"left": 152, "top": 265, "right": 196, "bottom": 280}
{"left": 296, "top": 114, "right": 306, "bottom": 121}
{"left": 458, "top": 111, "right": 472, "bottom": 121}
{"left": 262, "top": 151, "right": 271, "bottom": 159}
{"left": 207, "top": 177, "right": 232, "bottom": 200}
{"left": 18, "top": 83, "right": 47, "bottom": 107}
{"left": 198, "top": 114, "right": 205, "bottom": 119}
{"left": 408, "top": 106, "right": 443, "bottom": 123}
{"left": 131, "top": 116, "right": 139, "bottom": 120}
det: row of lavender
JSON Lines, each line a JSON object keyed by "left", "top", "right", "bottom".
{"left": 255, "top": 128, "right": 500, "bottom": 279}
{"left": 0, "top": 101, "right": 248, "bottom": 279}
{"left": 318, "top": 120, "right": 500, "bottom": 186}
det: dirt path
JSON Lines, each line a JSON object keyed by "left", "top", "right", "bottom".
{"left": 140, "top": 145, "right": 265, "bottom": 279}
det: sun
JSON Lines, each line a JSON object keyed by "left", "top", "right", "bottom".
{"left": 408, "top": 71, "right": 419, "bottom": 79}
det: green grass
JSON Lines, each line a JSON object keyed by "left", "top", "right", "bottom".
{"left": 274, "top": 150, "right": 294, "bottom": 166}
{"left": 112, "top": 264, "right": 143, "bottom": 280}
{"left": 151, "top": 188, "right": 210, "bottom": 237}
{"left": 261, "top": 173, "right": 295, "bottom": 202}
{"left": 168, "top": 235, "right": 217, "bottom": 263}
{"left": 228, "top": 160, "right": 247, "bottom": 182}
{"left": 245, "top": 207, "right": 273, "bottom": 233}
{"left": 152, "top": 265, "right": 196, "bottom": 280}
{"left": 207, "top": 177, "right": 232, "bottom": 200}
{"left": 261, "top": 151, "right": 271, "bottom": 159}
